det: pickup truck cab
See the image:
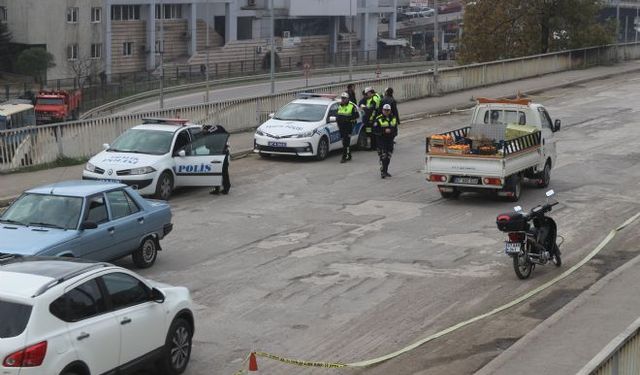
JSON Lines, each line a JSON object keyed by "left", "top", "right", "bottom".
{"left": 425, "top": 98, "right": 560, "bottom": 201}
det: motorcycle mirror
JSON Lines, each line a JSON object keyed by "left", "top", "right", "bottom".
{"left": 545, "top": 189, "right": 555, "bottom": 197}
{"left": 514, "top": 206, "right": 523, "bottom": 212}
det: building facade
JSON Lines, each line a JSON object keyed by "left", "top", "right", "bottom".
{"left": 0, "top": 0, "right": 397, "bottom": 80}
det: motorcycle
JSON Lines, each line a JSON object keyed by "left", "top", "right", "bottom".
{"left": 496, "top": 190, "right": 562, "bottom": 279}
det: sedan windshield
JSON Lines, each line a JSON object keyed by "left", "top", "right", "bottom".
{"left": 1, "top": 194, "right": 83, "bottom": 230}
{"left": 108, "top": 129, "right": 174, "bottom": 155}
{"left": 274, "top": 103, "right": 327, "bottom": 122}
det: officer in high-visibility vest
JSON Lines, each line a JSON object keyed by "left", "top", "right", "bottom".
{"left": 360, "top": 87, "right": 381, "bottom": 151}
{"left": 336, "top": 92, "right": 358, "bottom": 163}
{"left": 373, "top": 103, "right": 398, "bottom": 179}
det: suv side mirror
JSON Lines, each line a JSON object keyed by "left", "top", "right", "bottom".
{"left": 151, "top": 287, "right": 165, "bottom": 303}
{"left": 79, "top": 221, "right": 98, "bottom": 230}
{"left": 553, "top": 119, "right": 561, "bottom": 132}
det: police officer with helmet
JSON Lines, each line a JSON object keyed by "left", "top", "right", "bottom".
{"left": 336, "top": 92, "right": 358, "bottom": 163}
{"left": 360, "top": 87, "right": 381, "bottom": 151}
{"left": 373, "top": 103, "right": 398, "bottom": 179}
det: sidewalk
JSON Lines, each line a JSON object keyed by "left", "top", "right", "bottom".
{"left": 476, "top": 250, "right": 640, "bottom": 375}
{"left": 2, "top": 60, "right": 640, "bottom": 206}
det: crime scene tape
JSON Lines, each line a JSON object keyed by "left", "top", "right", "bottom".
{"left": 232, "top": 211, "right": 640, "bottom": 372}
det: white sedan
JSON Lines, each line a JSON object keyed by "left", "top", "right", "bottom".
{"left": 254, "top": 94, "right": 365, "bottom": 160}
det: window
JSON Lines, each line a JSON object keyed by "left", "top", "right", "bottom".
{"left": 173, "top": 130, "right": 191, "bottom": 155}
{"left": 111, "top": 5, "right": 140, "bottom": 21}
{"left": 91, "top": 43, "right": 102, "bottom": 59}
{"left": 101, "top": 273, "right": 150, "bottom": 310}
{"left": 91, "top": 7, "right": 102, "bottom": 23}
{"left": 0, "top": 7, "right": 7, "bottom": 23}
{"left": 106, "top": 190, "right": 139, "bottom": 220}
{"left": 538, "top": 108, "right": 553, "bottom": 129}
{"left": 122, "top": 42, "right": 133, "bottom": 56}
{"left": 50, "top": 279, "right": 106, "bottom": 322}
{"left": 0, "top": 300, "right": 32, "bottom": 338}
{"left": 85, "top": 195, "right": 108, "bottom": 224}
{"left": 67, "top": 44, "right": 79, "bottom": 60}
{"left": 154, "top": 40, "right": 164, "bottom": 54}
{"left": 187, "top": 133, "right": 229, "bottom": 156}
{"left": 66, "top": 7, "right": 78, "bottom": 23}
{"left": 155, "top": 4, "right": 182, "bottom": 19}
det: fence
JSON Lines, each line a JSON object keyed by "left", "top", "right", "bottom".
{"left": 2, "top": 42, "right": 640, "bottom": 172}
{"left": 577, "top": 316, "right": 640, "bottom": 375}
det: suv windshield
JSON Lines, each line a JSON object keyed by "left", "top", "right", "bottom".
{"left": 274, "top": 103, "right": 327, "bottom": 122}
{"left": 1, "top": 193, "right": 83, "bottom": 230}
{"left": 109, "top": 129, "right": 174, "bottom": 155}
{"left": 0, "top": 299, "right": 32, "bottom": 338}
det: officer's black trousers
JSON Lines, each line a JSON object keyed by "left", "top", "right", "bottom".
{"left": 377, "top": 136, "right": 395, "bottom": 173}
{"left": 222, "top": 154, "right": 230, "bottom": 193}
{"left": 338, "top": 123, "right": 352, "bottom": 157}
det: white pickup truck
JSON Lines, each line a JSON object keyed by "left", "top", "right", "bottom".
{"left": 425, "top": 98, "right": 561, "bottom": 201}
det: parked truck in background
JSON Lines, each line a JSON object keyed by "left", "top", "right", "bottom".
{"left": 35, "top": 89, "right": 82, "bottom": 124}
{"left": 425, "top": 98, "right": 561, "bottom": 201}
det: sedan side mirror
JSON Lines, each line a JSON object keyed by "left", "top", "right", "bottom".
{"left": 79, "top": 221, "right": 98, "bottom": 230}
{"left": 268, "top": 113, "right": 275, "bottom": 119}
{"left": 151, "top": 287, "right": 165, "bottom": 303}
{"left": 102, "top": 143, "right": 110, "bottom": 150}
{"left": 177, "top": 149, "right": 186, "bottom": 157}
{"left": 553, "top": 119, "right": 561, "bottom": 132}
{"left": 328, "top": 116, "right": 337, "bottom": 123}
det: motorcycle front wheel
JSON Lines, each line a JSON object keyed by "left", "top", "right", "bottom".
{"left": 513, "top": 252, "right": 534, "bottom": 279}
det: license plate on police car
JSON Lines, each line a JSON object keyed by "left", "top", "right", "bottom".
{"left": 505, "top": 242, "right": 522, "bottom": 254}
{"left": 453, "top": 177, "right": 479, "bottom": 184}
{"left": 268, "top": 141, "right": 287, "bottom": 147}
{"left": 100, "top": 179, "right": 121, "bottom": 183}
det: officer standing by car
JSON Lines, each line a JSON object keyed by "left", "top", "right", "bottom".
{"left": 373, "top": 103, "right": 398, "bottom": 179}
{"left": 336, "top": 92, "right": 359, "bottom": 163}
{"left": 361, "top": 87, "right": 381, "bottom": 150}
{"left": 382, "top": 87, "right": 400, "bottom": 125}
{"left": 203, "top": 125, "right": 231, "bottom": 195}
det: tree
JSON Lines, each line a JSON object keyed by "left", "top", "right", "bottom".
{"left": 0, "top": 21, "right": 11, "bottom": 70}
{"left": 15, "top": 47, "right": 56, "bottom": 83}
{"left": 458, "top": 0, "right": 615, "bottom": 64}
{"left": 69, "top": 55, "right": 101, "bottom": 89}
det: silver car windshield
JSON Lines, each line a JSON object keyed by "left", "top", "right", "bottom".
{"left": 1, "top": 193, "right": 83, "bottom": 230}
{"left": 274, "top": 103, "right": 327, "bottom": 122}
{"left": 108, "top": 129, "right": 174, "bottom": 155}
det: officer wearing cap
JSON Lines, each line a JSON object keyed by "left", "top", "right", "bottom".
{"left": 336, "top": 92, "right": 358, "bottom": 163}
{"left": 373, "top": 103, "right": 398, "bottom": 179}
{"left": 361, "top": 87, "right": 381, "bottom": 151}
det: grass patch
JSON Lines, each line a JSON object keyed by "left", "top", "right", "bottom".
{"left": 2, "top": 156, "right": 88, "bottom": 175}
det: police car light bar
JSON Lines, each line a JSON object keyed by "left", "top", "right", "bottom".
{"left": 296, "top": 92, "right": 338, "bottom": 99}
{"left": 142, "top": 118, "right": 190, "bottom": 126}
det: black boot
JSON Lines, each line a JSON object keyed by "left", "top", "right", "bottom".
{"left": 346, "top": 147, "right": 352, "bottom": 161}
{"left": 382, "top": 157, "right": 392, "bottom": 178}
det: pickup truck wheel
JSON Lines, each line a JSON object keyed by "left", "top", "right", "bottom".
{"left": 132, "top": 236, "right": 158, "bottom": 268}
{"left": 537, "top": 163, "right": 551, "bottom": 188}
{"left": 160, "top": 318, "right": 193, "bottom": 375}
{"left": 155, "top": 172, "right": 174, "bottom": 201}
{"left": 439, "top": 187, "right": 460, "bottom": 199}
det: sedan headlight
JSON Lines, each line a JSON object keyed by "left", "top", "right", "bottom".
{"left": 85, "top": 162, "right": 96, "bottom": 172}
{"left": 295, "top": 130, "right": 316, "bottom": 138}
{"left": 128, "top": 166, "right": 156, "bottom": 175}
{"left": 256, "top": 129, "right": 265, "bottom": 136}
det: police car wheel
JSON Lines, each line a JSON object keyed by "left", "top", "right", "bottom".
{"left": 315, "top": 137, "right": 329, "bottom": 161}
{"left": 132, "top": 236, "right": 158, "bottom": 268}
{"left": 155, "top": 171, "right": 174, "bottom": 201}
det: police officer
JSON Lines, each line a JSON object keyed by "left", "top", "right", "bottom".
{"left": 382, "top": 87, "right": 400, "bottom": 125}
{"left": 336, "top": 92, "right": 358, "bottom": 163}
{"left": 203, "top": 124, "right": 231, "bottom": 195}
{"left": 373, "top": 103, "right": 398, "bottom": 179}
{"left": 346, "top": 84, "right": 357, "bottom": 104}
{"left": 361, "top": 87, "right": 381, "bottom": 151}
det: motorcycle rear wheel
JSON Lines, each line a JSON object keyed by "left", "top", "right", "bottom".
{"left": 513, "top": 253, "right": 534, "bottom": 279}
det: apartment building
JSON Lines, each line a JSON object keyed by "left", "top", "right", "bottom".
{"left": 0, "top": 0, "right": 397, "bottom": 80}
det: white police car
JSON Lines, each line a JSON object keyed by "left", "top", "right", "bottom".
{"left": 82, "top": 118, "right": 229, "bottom": 200}
{"left": 254, "top": 93, "right": 365, "bottom": 160}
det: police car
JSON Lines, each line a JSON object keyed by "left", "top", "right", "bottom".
{"left": 82, "top": 118, "right": 229, "bottom": 200}
{"left": 254, "top": 93, "right": 365, "bottom": 160}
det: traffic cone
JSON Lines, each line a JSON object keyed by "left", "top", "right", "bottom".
{"left": 248, "top": 352, "right": 258, "bottom": 372}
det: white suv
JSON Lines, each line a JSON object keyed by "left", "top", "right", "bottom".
{"left": 0, "top": 256, "right": 194, "bottom": 375}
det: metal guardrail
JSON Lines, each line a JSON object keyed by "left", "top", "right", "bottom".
{"left": 577, "top": 316, "right": 640, "bottom": 375}
{"left": 2, "top": 42, "right": 640, "bottom": 172}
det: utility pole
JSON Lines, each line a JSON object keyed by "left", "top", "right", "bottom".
{"left": 348, "top": 0, "right": 353, "bottom": 81}
{"left": 617, "top": 0, "right": 621, "bottom": 43}
{"left": 433, "top": 0, "right": 439, "bottom": 76}
{"left": 205, "top": 0, "right": 210, "bottom": 103}
{"left": 270, "top": 0, "right": 275, "bottom": 94}
{"left": 159, "top": 0, "right": 165, "bottom": 109}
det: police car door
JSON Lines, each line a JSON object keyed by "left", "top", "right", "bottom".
{"left": 325, "top": 103, "right": 342, "bottom": 150}
{"left": 174, "top": 132, "right": 228, "bottom": 187}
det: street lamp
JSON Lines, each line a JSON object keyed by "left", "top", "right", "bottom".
{"left": 349, "top": 0, "right": 353, "bottom": 81}
{"left": 205, "top": 0, "right": 211, "bottom": 103}
{"left": 270, "top": 0, "right": 275, "bottom": 94}
{"left": 159, "top": 0, "right": 165, "bottom": 109}
{"left": 433, "top": 0, "right": 439, "bottom": 76}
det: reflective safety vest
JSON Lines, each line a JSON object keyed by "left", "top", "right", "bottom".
{"left": 366, "top": 93, "right": 382, "bottom": 121}
{"left": 337, "top": 102, "right": 357, "bottom": 124}
{"left": 376, "top": 114, "right": 398, "bottom": 128}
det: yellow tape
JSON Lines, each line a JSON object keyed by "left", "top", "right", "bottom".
{"left": 235, "top": 212, "right": 640, "bottom": 372}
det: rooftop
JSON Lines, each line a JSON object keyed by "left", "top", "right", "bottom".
{"left": 25, "top": 180, "right": 126, "bottom": 197}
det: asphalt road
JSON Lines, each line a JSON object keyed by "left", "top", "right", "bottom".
{"left": 119, "top": 73, "right": 640, "bottom": 374}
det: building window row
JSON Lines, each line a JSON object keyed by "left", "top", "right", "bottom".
{"left": 66, "top": 44, "right": 103, "bottom": 60}
{"left": 111, "top": 5, "right": 141, "bottom": 21}
{"left": 65, "top": 7, "right": 102, "bottom": 24}
{"left": 155, "top": 4, "right": 182, "bottom": 19}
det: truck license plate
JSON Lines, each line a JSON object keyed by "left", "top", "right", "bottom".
{"left": 505, "top": 242, "right": 522, "bottom": 254}
{"left": 454, "top": 177, "right": 479, "bottom": 184}
{"left": 268, "top": 141, "right": 287, "bottom": 147}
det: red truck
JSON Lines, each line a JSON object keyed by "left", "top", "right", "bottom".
{"left": 35, "top": 89, "right": 82, "bottom": 124}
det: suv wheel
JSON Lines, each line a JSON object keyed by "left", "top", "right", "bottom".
{"left": 160, "top": 318, "right": 193, "bottom": 375}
